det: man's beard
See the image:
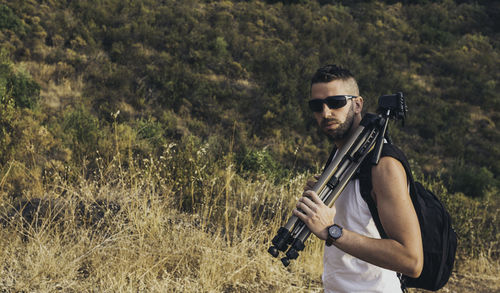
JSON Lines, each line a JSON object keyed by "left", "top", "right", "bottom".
{"left": 321, "top": 104, "right": 355, "bottom": 141}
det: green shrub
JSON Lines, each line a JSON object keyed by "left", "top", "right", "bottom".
{"left": 448, "top": 162, "right": 495, "bottom": 198}
{"left": 238, "top": 148, "right": 290, "bottom": 183}
{"left": 7, "top": 70, "right": 40, "bottom": 109}
{"left": 0, "top": 50, "right": 40, "bottom": 110}
{"left": 62, "top": 107, "right": 100, "bottom": 161}
{"left": 0, "top": 4, "right": 25, "bottom": 34}
{"left": 137, "top": 118, "right": 166, "bottom": 148}
{"left": 0, "top": 52, "right": 24, "bottom": 163}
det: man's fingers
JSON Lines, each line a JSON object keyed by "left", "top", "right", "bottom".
{"left": 293, "top": 208, "right": 306, "bottom": 221}
{"left": 304, "top": 190, "right": 323, "bottom": 205}
{"left": 296, "top": 199, "right": 314, "bottom": 215}
{"left": 299, "top": 195, "right": 318, "bottom": 212}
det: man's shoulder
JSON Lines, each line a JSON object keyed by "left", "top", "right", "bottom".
{"left": 379, "top": 143, "right": 409, "bottom": 164}
{"left": 370, "top": 156, "right": 408, "bottom": 196}
{"left": 358, "top": 143, "right": 410, "bottom": 179}
{"left": 357, "top": 143, "right": 411, "bottom": 204}
{"left": 371, "top": 156, "right": 405, "bottom": 176}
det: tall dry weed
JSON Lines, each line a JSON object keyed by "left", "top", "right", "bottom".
{"left": 0, "top": 140, "right": 497, "bottom": 292}
{"left": 0, "top": 152, "right": 325, "bottom": 292}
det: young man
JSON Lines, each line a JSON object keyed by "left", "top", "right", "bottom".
{"left": 292, "top": 65, "right": 423, "bottom": 292}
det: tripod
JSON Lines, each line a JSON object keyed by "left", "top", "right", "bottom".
{"left": 268, "top": 92, "right": 407, "bottom": 267}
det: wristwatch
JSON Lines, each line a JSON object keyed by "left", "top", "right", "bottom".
{"left": 326, "top": 224, "right": 343, "bottom": 246}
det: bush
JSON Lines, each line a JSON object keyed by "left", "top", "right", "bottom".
{"left": 448, "top": 162, "right": 495, "bottom": 198}
{"left": 62, "top": 107, "right": 100, "bottom": 161}
{"left": 136, "top": 118, "right": 167, "bottom": 154}
{"left": 7, "top": 69, "right": 40, "bottom": 109}
{"left": 0, "top": 50, "right": 40, "bottom": 110}
{"left": 0, "top": 4, "right": 25, "bottom": 34}
{"left": 238, "top": 148, "right": 290, "bottom": 183}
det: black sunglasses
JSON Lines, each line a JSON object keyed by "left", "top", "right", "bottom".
{"left": 308, "top": 95, "right": 357, "bottom": 112}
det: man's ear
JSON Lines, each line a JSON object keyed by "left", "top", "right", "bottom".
{"left": 354, "top": 96, "right": 363, "bottom": 114}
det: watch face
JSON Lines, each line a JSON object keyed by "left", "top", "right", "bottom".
{"left": 329, "top": 225, "right": 342, "bottom": 239}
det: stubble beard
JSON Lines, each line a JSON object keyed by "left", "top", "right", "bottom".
{"left": 321, "top": 104, "right": 355, "bottom": 141}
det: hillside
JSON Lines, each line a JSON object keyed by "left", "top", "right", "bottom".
{"left": 0, "top": 0, "right": 499, "bottom": 196}
{"left": 0, "top": 0, "right": 499, "bottom": 291}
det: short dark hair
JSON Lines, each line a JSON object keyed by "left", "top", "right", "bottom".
{"left": 311, "top": 64, "right": 355, "bottom": 85}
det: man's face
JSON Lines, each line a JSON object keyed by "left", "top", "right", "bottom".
{"left": 310, "top": 80, "right": 359, "bottom": 141}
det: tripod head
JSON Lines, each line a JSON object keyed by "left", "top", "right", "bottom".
{"left": 377, "top": 92, "right": 407, "bottom": 125}
{"left": 371, "top": 92, "right": 407, "bottom": 165}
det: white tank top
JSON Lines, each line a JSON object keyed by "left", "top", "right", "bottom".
{"left": 322, "top": 178, "right": 402, "bottom": 293}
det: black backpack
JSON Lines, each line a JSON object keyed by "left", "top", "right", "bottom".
{"left": 357, "top": 143, "right": 457, "bottom": 291}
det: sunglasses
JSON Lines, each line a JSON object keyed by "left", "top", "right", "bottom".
{"left": 308, "top": 95, "right": 357, "bottom": 112}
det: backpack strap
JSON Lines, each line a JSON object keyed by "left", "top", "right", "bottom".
{"left": 357, "top": 165, "right": 388, "bottom": 239}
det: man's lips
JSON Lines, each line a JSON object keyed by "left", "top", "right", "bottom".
{"left": 322, "top": 119, "right": 340, "bottom": 128}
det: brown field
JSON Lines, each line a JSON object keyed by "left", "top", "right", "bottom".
{"left": 0, "top": 157, "right": 498, "bottom": 292}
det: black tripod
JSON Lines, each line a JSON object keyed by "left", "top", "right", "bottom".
{"left": 268, "top": 92, "right": 407, "bottom": 267}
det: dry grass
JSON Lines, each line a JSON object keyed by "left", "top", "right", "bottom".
{"left": 0, "top": 157, "right": 324, "bottom": 292}
{"left": 19, "top": 61, "right": 84, "bottom": 109}
{"left": 0, "top": 156, "right": 498, "bottom": 292}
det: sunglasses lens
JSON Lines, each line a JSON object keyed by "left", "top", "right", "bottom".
{"left": 308, "top": 100, "right": 324, "bottom": 112}
{"left": 325, "top": 97, "right": 347, "bottom": 109}
{"left": 309, "top": 96, "right": 350, "bottom": 112}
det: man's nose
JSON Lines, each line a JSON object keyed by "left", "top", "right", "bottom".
{"left": 320, "top": 104, "right": 332, "bottom": 118}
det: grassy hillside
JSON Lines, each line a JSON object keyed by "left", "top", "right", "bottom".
{"left": 0, "top": 0, "right": 498, "bottom": 291}
{"left": 0, "top": 0, "right": 499, "bottom": 195}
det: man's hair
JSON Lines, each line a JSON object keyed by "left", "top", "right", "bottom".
{"left": 311, "top": 64, "right": 359, "bottom": 95}
{"left": 311, "top": 64, "right": 355, "bottom": 85}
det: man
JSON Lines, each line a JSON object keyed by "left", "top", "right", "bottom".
{"left": 292, "top": 65, "right": 423, "bottom": 292}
